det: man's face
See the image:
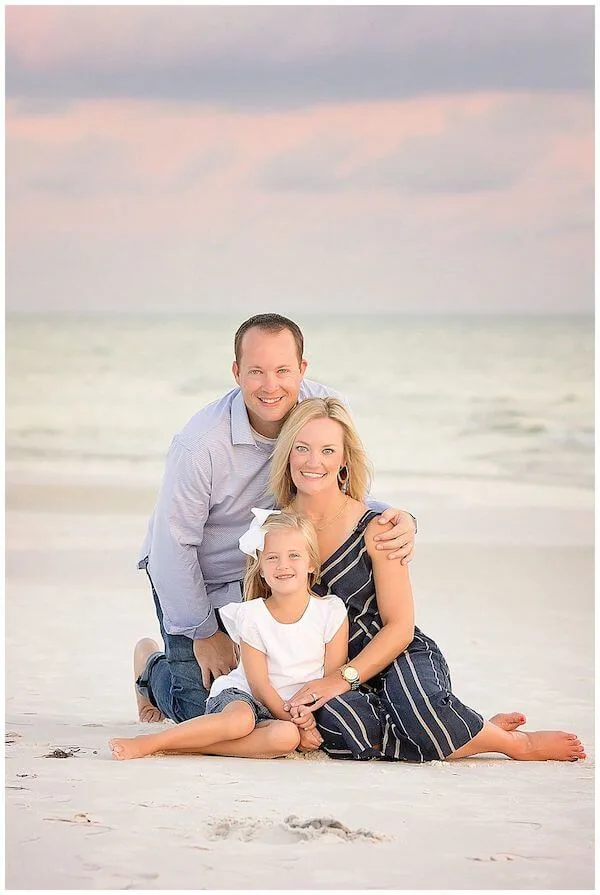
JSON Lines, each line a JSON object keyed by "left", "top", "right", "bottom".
{"left": 233, "top": 328, "right": 307, "bottom": 438}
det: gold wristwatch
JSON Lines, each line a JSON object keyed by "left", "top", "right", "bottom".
{"left": 340, "top": 664, "right": 361, "bottom": 690}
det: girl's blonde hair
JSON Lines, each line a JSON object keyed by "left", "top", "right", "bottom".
{"left": 269, "top": 397, "right": 373, "bottom": 508}
{"left": 243, "top": 511, "right": 321, "bottom": 601}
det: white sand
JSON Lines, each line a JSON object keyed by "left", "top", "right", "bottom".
{"left": 5, "top": 480, "right": 595, "bottom": 890}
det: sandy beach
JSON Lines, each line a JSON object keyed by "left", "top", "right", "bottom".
{"left": 5, "top": 474, "right": 594, "bottom": 891}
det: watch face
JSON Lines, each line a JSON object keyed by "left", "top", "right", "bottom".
{"left": 344, "top": 665, "right": 359, "bottom": 683}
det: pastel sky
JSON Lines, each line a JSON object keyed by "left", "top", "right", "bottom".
{"left": 5, "top": 5, "right": 594, "bottom": 315}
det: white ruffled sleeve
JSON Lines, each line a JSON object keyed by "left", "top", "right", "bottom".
{"left": 323, "top": 596, "right": 348, "bottom": 642}
{"left": 219, "top": 602, "right": 267, "bottom": 653}
{"left": 218, "top": 602, "right": 244, "bottom": 644}
{"left": 238, "top": 609, "right": 267, "bottom": 654}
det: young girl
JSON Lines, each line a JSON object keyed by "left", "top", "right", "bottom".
{"left": 109, "top": 510, "right": 349, "bottom": 760}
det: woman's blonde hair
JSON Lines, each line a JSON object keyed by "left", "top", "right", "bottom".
{"left": 243, "top": 511, "right": 321, "bottom": 601}
{"left": 269, "top": 397, "right": 373, "bottom": 508}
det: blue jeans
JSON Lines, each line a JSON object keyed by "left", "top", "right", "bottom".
{"left": 135, "top": 570, "right": 241, "bottom": 723}
{"left": 205, "top": 688, "right": 273, "bottom": 724}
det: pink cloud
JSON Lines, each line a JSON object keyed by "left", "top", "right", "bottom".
{"left": 6, "top": 89, "right": 593, "bottom": 313}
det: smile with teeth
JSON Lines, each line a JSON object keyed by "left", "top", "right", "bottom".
{"left": 258, "top": 396, "right": 283, "bottom": 404}
{"left": 301, "top": 471, "right": 326, "bottom": 478}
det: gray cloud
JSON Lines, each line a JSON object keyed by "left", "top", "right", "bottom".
{"left": 6, "top": 6, "right": 594, "bottom": 109}
{"left": 257, "top": 93, "right": 593, "bottom": 196}
{"left": 6, "top": 134, "right": 233, "bottom": 201}
{"left": 170, "top": 148, "right": 234, "bottom": 193}
{"left": 6, "top": 136, "right": 144, "bottom": 199}
{"left": 258, "top": 137, "right": 356, "bottom": 193}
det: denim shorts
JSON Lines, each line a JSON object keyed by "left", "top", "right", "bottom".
{"left": 205, "top": 688, "right": 274, "bottom": 724}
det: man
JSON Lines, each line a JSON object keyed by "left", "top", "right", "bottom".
{"left": 135, "top": 313, "right": 416, "bottom": 724}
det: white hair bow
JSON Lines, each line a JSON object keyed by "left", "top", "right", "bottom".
{"left": 238, "top": 507, "right": 282, "bottom": 559}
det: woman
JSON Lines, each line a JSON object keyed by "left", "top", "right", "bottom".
{"left": 269, "top": 397, "right": 585, "bottom": 763}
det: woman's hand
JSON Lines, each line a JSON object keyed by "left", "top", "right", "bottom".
{"left": 284, "top": 674, "right": 350, "bottom": 713}
{"left": 373, "top": 509, "right": 416, "bottom": 564}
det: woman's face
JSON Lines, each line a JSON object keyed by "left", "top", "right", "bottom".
{"left": 289, "top": 417, "right": 346, "bottom": 496}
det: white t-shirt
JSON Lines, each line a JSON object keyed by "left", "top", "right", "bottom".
{"left": 209, "top": 595, "right": 347, "bottom": 703}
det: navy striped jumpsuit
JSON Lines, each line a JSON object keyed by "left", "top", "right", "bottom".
{"left": 313, "top": 510, "right": 484, "bottom": 762}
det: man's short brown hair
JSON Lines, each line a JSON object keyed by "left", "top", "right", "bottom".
{"left": 234, "top": 314, "right": 305, "bottom": 366}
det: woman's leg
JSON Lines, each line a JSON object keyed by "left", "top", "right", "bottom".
{"left": 447, "top": 721, "right": 586, "bottom": 762}
{"left": 380, "top": 635, "right": 585, "bottom": 762}
{"left": 109, "top": 701, "right": 256, "bottom": 760}
{"left": 489, "top": 712, "right": 526, "bottom": 731}
{"left": 379, "top": 635, "right": 485, "bottom": 762}
{"left": 316, "top": 691, "right": 383, "bottom": 761}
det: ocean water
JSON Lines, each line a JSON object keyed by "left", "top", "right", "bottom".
{"left": 5, "top": 314, "right": 594, "bottom": 497}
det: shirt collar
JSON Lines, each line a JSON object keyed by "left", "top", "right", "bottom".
{"left": 231, "top": 389, "right": 257, "bottom": 445}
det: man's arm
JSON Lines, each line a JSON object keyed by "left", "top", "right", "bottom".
{"left": 146, "top": 437, "right": 237, "bottom": 684}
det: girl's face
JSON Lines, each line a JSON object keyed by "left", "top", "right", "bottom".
{"left": 259, "top": 529, "right": 314, "bottom": 595}
{"left": 289, "top": 417, "right": 346, "bottom": 496}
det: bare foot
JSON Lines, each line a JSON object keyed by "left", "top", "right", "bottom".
{"left": 134, "top": 638, "right": 165, "bottom": 723}
{"left": 109, "top": 736, "right": 154, "bottom": 761}
{"left": 509, "top": 730, "right": 586, "bottom": 762}
{"left": 489, "top": 711, "right": 526, "bottom": 731}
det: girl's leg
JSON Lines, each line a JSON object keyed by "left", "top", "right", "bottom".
{"left": 109, "top": 701, "right": 256, "bottom": 760}
{"left": 447, "top": 721, "right": 586, "bottom": 762}
{"left": 165, "top": 720, "right": 301, "bottom": 759}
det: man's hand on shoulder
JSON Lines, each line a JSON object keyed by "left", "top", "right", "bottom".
{"left": 373, "top": 508, "right": 417, "bottom": 564}
{"left": 193, "top": 631, "right": 238, "bottom": 689}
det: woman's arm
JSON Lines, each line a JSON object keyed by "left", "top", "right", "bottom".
{"left": 324, "top": 616, "right": 349, "bottom": 675}
{"left": 347, "top": 518, "right": 414, "bottom": 680}
{"left": 240, "top": 640, "right": 291, "bottom": 721}
{"left": 288, "top": 520, "right": 414, "bottom": 711}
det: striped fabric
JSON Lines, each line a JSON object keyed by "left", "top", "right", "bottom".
{"left": 314, "top": 511, "right": 484, "bottom": 762}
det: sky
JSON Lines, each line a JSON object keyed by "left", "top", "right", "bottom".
{"left": 5, "top": 5, "right": 595, "bottom": 315}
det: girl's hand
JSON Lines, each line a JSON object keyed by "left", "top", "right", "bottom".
{"left": 289, "top": 706, "right": 316, "bottom": 730}
{"left": 297, "top": 727, "right": 323, "bottom": 752}
{"left": 284, "top": 674, "right": 350, "bottom": 713}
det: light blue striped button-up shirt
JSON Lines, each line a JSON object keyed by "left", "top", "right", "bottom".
{"left": 139, "top": 380, "right": 344, "bottom": 640}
